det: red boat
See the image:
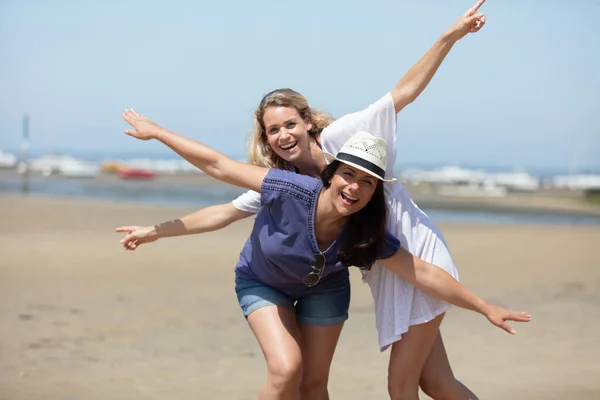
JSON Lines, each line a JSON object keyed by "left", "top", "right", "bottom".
{"left": 117, "top": 168, "right": 157, "bottom": 180}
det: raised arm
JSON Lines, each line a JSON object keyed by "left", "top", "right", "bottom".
{"left": 378, "top": 247, "right": 531, "bottom": 334}
{"left": 391, "top": 0, "right": 487, "bottom": 113}
{"left": 121, "top": 109, "right": 267, "bottom": 192}
{"left": 116, "top": 202, "right": 254, "bottom": 251}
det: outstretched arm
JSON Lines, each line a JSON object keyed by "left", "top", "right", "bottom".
{"left": 391, "top": 0, "right": 487, "bottom": 113}
{"left": 116, "top": 202, "right": 254, "bottom": 250}
{"left": 121, "top": 109, "right": 267, "bottom": 192}
{"left": 378, "top": 247, "right": 531, "bottom": 334}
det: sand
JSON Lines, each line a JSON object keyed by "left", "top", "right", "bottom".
{"left": 1, "top": 194, "right": 599, "bottom": 399}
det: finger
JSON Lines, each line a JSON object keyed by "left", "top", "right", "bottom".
{"left": 497, "top": 320, "right": 516, "bottom": 335}
{"left": 122, "top": 113, "right": 134, "bottom": 125}
{"left": 115, "top": 226, "right": 135, "bottom": 232}
{"left": 468, "top": 14, "right": 485, "bottom": 32}
{"left": 121, "top": 233, "right": 138, "bottom": 243}
{"left": 123, "top": 109, "right": 140, "bottom": 122}
{"left": 467, "top": 0, "right": 485, "bottom": 15}
{"left": 467, "top": 12, "right": 485, "bottom": 24}
{"left": 132, "top": 110, "right": 148, "bottom": 120}
{"left": 508, "top": 312, "right": 532, "bottom": 322}
{"left": 475, "top": 15, "right": 486, "bottom": 30}
{"left": 124, "top": 129, "right": 136, "bottom": 136}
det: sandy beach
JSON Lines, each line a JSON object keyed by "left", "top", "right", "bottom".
{"left": 1, "top": 194, "right": 599, "bottom": 399}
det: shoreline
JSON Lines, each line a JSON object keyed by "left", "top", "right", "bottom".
{"left": 2, "top": 169, "right": 600, "bottom": 219}
{"left": 3, "top": 194, "right": 600, "bottom": 233}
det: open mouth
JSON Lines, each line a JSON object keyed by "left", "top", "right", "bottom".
{"left": 340, "top": 191, "right": 358, "bottom": 206}
{"left": 279, "top": 141, "right": 298, "bottom": 151}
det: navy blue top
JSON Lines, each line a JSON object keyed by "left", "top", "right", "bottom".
{"left": 235, "top": 169, "right": 400, "bottom": 298}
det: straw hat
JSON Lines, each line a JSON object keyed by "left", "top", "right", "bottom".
{"left": 324, "top": 131, "right": 396, "bottom": 182}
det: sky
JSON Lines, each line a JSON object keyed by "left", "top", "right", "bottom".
{"left": 1, "top": 0, "right": 599, "bottom": 173}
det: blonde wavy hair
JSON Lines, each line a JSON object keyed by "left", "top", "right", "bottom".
{"left": 247, "top": 88, "right": 335, "bottom": 170}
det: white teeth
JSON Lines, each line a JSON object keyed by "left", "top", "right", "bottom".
{"left": 341, "top": 192, "right": 358, "bottom": 204}
{"left": 280, "top": 142, "right": 297, "bottom": 150}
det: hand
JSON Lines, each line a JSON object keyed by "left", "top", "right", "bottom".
{"left": 446, "top": 0, "right": 487, "bottom": 42}
{"left": 480, "top": 303, "right": 532, "bottom": 334}
{"left": 115, "top": 225, "right": 159, "bottom": 250}
{"left": 122, "top": 109, "right": 165, "bottom": 141}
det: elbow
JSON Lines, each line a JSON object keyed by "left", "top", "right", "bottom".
{"left": 216, "top": 216, "right": 234, "bottom": 229}
{"left": 215, "top": 205, "right": 249, "bottom": 230}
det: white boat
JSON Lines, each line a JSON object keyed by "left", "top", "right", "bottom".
{"left": 30, "top": 155, "right": 78, "bottom": 176}
{"left": 487, "top": 171, "right": 540, "bottom": 192}
{"left": 437, "top": 182, "right": 507, "bottom": 198}
{"left": 60, "top": 160, "right": 101, "bottom": 178}
{"left": 29, "top": 155, "right": 100, "bottom": 178}
{"left": 116, "top": 158, "right": 204, "bottom": 175}
{"left": 0, "top": 149, "right": 17, "bottom": 169}
{"left": 401, "top": 166, "right": 540, "bottom": 193}
{"left": 552, "top": 174, "right": 600, "bottom": 191}
{"left": 400, "top": 166, "right": 487, "bottom": 185}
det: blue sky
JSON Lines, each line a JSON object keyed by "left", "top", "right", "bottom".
{"left": 1, "top": 0, "right": 598, "bottom": 172}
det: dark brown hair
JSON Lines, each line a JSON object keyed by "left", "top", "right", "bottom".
{"left": 320, "top": 161, "right": 387, "bottom": 270}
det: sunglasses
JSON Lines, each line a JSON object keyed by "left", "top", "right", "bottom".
{"left": 303, "top": 252, "right": 326, "bottom": 287}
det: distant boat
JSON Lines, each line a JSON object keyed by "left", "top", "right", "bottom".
{"left": 0, "top": 149, "right": 18, "bottom": 169}
{"left": 552, "top": 174, "right": 600, "bottom": 190}
{"left": 487, "top": 171, "right": 539, "bottom": 192}
{"left": 60, "top": 160, "right": 101, "bottom": 178}
{"left": 101, "top": 161, "right": 128, "bottom": 173}
{"left": 28, "top": 154, "right": 100, "bottom": 178}
{"left": 117, "top": 168, "right": 157, "bottom": 180}
{"left": 438, "top": 182, "right": 507, "bottom": 198}
{"left": 116, "top": 158, "right": 203, "bottom": 175}
{"left": 400, "top": 166, "right": 539, "bottom": 192}
{"left": 400, "top": 166, "right": 488, "bottom": 185}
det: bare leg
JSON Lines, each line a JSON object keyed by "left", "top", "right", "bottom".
{"left": 298, "top": 323, "right": 345, "bottom": 400}
{"left": 387, "top": 314, "right": 445, "bottom": 400}
{"left": 419, "top": 332, "right": 479, "bottom": 400}
{"left": 247, "top": 305, "right": 303, "bottom": 400}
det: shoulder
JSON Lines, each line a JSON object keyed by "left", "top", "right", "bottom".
{"left": 261, "top": 169, "right": 322, "bottom": 207}
{"left": 263, "top": 169, "right": 320, "bottom": 190}
{"left": 320, "top": 93, "right": 396, "bottom": 154}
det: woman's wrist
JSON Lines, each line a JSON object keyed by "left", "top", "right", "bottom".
{"left": 153, "top": 219, "right": 183, "bottom": 239}
{"left": 439, "top": 30, "right": 460, "bottom": 46}
{"left": 151, "top": 224, "right": 164, "bottom": 239}
{"left": 477, "top": 301, "right": 491, "bottom": 316}
{"left": 155, "top": 127, "right": 169, "bottom": 142}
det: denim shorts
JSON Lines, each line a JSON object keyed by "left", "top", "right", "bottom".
{"left": 234, "top": 275, "right": 351, "bottom": 327}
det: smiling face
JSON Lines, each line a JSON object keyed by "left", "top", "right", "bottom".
{"left": 262, "top": 106, "right": 314, "bottom": 166}
{"left": 328, "top": 163, "right": 379, "bottom": 216}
